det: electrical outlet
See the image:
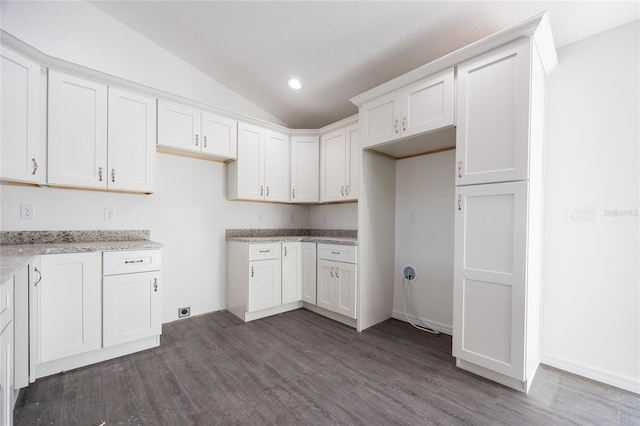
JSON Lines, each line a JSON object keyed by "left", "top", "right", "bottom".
{"left": 178, "top": 306, "right": 190, "bottom": 318}
{"left": 20, "top": 204, "right": 35, "bottom": 220}
{"left": 104, "top": 208, "right": 115, "bottom": 221}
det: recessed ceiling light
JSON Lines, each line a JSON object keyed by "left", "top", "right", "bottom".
{"left": 287, "top": 77, "right": 302, "bottom": 90}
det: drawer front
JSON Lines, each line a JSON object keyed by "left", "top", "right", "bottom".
{"left": 248, "top": 243, "right": 281, "bottom": 261}
{"left": 317, "top": 244, "right": 357, "bottom": 263}
{"left": 103, "top": 250, "right": 162, "bottom": 275}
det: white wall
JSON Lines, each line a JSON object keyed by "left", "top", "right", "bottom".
{"left": 392, "top": 150, "right": 455, "bottom": 333}
{"left": 309, "top": 203, "right": 358, "bottom": 229}
{"left": 0, "top": 0, "right": 287, "bottom": 126}
{"left": 0, "top": 155, "right": 310, "bottom": 322}
{"left": 541, "top": 20, "right": 639, "bottom": 393}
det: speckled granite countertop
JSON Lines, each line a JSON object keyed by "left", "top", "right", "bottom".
{"left": 0, "top": 230, "right": 162, "bottom": 283}
{"left": 225, "top": 229, "right": 357, "bottom": 246}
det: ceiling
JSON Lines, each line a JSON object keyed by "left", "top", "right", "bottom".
{"left": 90, "top": 1, "right": 639, "bottom": 129}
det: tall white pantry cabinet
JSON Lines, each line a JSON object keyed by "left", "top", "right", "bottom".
{"left": 453, "top": 36, "right": 549, "bottom": 392}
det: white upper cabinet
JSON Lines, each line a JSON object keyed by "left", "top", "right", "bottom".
{"left": 456, "top": 38, "right": 532, "bottom": 186}
{"left": 48, "top": 70, "right": 156, "bottom": 192}
{"left": 157, "top": 100, "right": 237, "bottom": 160}
{"left": 228, "top": 122, "right": 290, "bottom": 202}
{"left": 0, "top": 47, "right": 43, "bottom": 184}
{"left": 290, "top": 135, "right": 319, "bottom": 203}
{"left": 320, "top": 124, "right": 360, "bottom": 202}
{"left": 48, "top": 70, "right": 108, "bottom": 189}
{"left": 360, "top": 68, "right": 454, "bottom": 149}
{"left": 108, "top": 87, "right": 156, "bottom": 192}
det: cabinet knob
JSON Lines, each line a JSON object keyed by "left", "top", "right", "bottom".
{"left": 31, "top": 158, "right": 38, "bottom": 175}
{"left": 458, "top": 194, "right": 463, "bottom": 211}
{"left": 195, "top": 134, "right": 199, "bottom": 146}
{"left": 98, "top": 167, "right": 103, "bottom": 181}
{"left": 458, "top": 161, "right": 463, "bottom": 178}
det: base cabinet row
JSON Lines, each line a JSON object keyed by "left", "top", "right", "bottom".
{"left": 227, "top": 241, "right": 357, "bottom": 323}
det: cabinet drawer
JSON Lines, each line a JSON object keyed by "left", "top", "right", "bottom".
{"left": 248, "top": 243, "right": 281, "bottom": 261}
{"left": 103, "top": 250, "right": 162, "bottom": 275}
{"left": 317, "top": 244, "right": 357, "bottom": 264}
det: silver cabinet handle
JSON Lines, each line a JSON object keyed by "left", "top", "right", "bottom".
{"left": 251, "top": 266, "right": 254, "bottom": 277}
{"left": 111, "top": 168, "right": 116, "bottom": 183}
{"left": 195, "top": 134, "right": 199, "bottom": 146}
{"left": 284, "top": 246, "right": 288, "bottom": 257}
{"left": 345, "top": 185, "right": 350, "bottom": 196}
{"left": 458, "top": 161, "right": 463, "bottom": 178}
{"left": 153, "top": 278, "right": 158, "bottom": 292}
{"left": 394, "top": 118, "right": 399, "bottom": 134}
{"left": 331, "top": 251, "right": 340, "bottom": 255}
{"left": 266, "top": 186, "right": 270, "bottom": 197}
{"left": 335, "top": 268, "right": 340, "bottom": 279}
{"left": 458, "top": 194, "right": 462, "bottom": 211}
{"left": 260, "top": 186, "right": 264, "bottom": 196}
{"left": 341, "top": 186, "right": 345, "bottom": 196}
{"left": 33, "top": 267, "right": 42, "bottom": 286}
{"left": 402, "top": 117, "right": 406, "bottom": 132}
{"left": 203, "top": 135, "right": 207, "bottom": 148}
{"left": 292, "top": 188, "right": 295, "bottom": 199}
{"left": 98, "top": 167, "right": 103, "bottom": 181}
{"left": 330, "top": 267, "right": 334, "bottom": 278}
{"left": 124, "top": 259, "right": 144, "bottom": 264}
{"left": 258, "top": 250, "right": 270, "bottom": 253}
{"left": 31, "top": 158, "right": 38, "bottom": 175}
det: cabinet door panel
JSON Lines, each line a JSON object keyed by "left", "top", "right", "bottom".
{"left": 346, "top": 125, "right": 360, "bottom": 200}
{"left": 335, "top": 263, "right": 357, "bottom": 319}
{"left": 103, "top": 271, "right": 161, "bottom": 347}
{"left": 301, "top": 243, "right": 317, "bottom": 304}
{"left": 247, "top": 259, "right": 281, "bottom": 312}
{"left": 157, "top": 100, "right": 201, "bottom": 152}
{"left": 290, "top": 136, "right": 319, "bottom": 202}
{"left": 236, "top": 122, "right": 264, "bottom": 199}
{"left": 108, "top": 87, "right": 156, "bottom": 192}
{"left": 1, "top": 315, "right": 13, "bottom": 426}
{"left": 320, "top": 129, "right": 347, "bottom": 202}
{"left": 0, "top": 48, "right": 42, "bottom": 183}
{"left": 360, "top": 90, "right": 401, "bottom": 148}
{"left": 316, "top": 260, "right": 335, "bottom": 311}
{"left": 402, "top": 68, "right": 454, "bottom": 138}
{"left": 38, "top": 253, "right": 101, "bottom": 363}
{"left": 264, "top": 130, "right": 290, "bottom": 202}
{"left": 456, "top": 39, "right": 531, "bottom": 185}
{"left": 282, "top": 243, "right": 302, "bottom": 304}
{"left": 48, "top": 70, "right": 107, "bottom": 188}
{"left": 201, "top": 111, "right": 237, "bottom": 159}
{"left": 453, "top": 181, "right": 527, "bottom": 380}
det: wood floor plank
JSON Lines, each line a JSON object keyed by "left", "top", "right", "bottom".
{"left": 13, "top": 309, "right": 640, "bottom": 425}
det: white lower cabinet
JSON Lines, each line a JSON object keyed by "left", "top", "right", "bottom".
{"left": 248, "top": 259, "right": 282, "bottom": 312}
{"left": 316, "top": 244, "right": 357, "bottom": 319}
{"left": 281, "top": 242, "right": 302, "bottom": 304}
{"left": 37, "top": 252, "right": 102, "bottom": 363}
{"left": 301, "top": 242, "right": 317, "bottom": 304}
{"left": 32, "top": 249, "right": 162, "bottom": 380}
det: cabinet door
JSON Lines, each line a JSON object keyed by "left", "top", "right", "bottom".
{"left": 247, "top": 259, "right": 281, "bottom": 312}
{"left": 264, "top": 130, "right": 290, "bottom": 202}
{"left": 281, "top": 243, "right": 302, "bottom": 304}
{"left": 103, "top": 271, "right": 161, "bottom": 347}
{"left": 345, "top": 125, "right": 361, "bottom": 200}
{"left": 108, "top": 87, "right": 157, "bottom": 192}
{"left": 335, "top": 262, "right": 357, "bottom": 319}
{"left": 316, "top": 259, "right": 335, "bottom": 311}
{"left": 301, "top": 242, "right": 317, "bottom": 304}
{"left": 453, "top": 181, "right": 527, "bottom": 380}
{"left": 290, "top": 136, "right": 319, "bottom": 202}
{"left": 320, "top": 129, "right": 347, "bottom": 202}
{"left": 0, "top": 48, "right": 42, "bottom": 183}
{"left": 48, "top": 70, "right": 107, "bottom": 188}
{"left": 401, "top": 68, "right": 454, "bottom": 138}
{"left": 157, "top": 100, "right": 201, "bottom": 152}
{"left": 236, "top": 122, "right": 264, "bottom": 199}
{"left": 0, "top": 310, "right": 13, "bottom": 426}
{"left": 456, "top": 39, "right": 532, "bottom": 185}
{"left": 360, "top": 90, "right": 401, "bottom": 148}
{"left": 38, "top": 253, "right": 101, "bottom": 363}
{"left": 201, "top": 111, "right": 237, "bottom": 159}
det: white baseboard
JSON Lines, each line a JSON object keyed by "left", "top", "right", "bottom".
{"left": 392, "top": 309, "right": 452, "bottom": 335}
{"left": 542, "top": 353, "right": 640, "bottom": 394}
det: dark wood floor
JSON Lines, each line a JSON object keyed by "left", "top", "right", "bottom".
{"left": 14, "top": 309, "right": 640, "bottom": 425}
